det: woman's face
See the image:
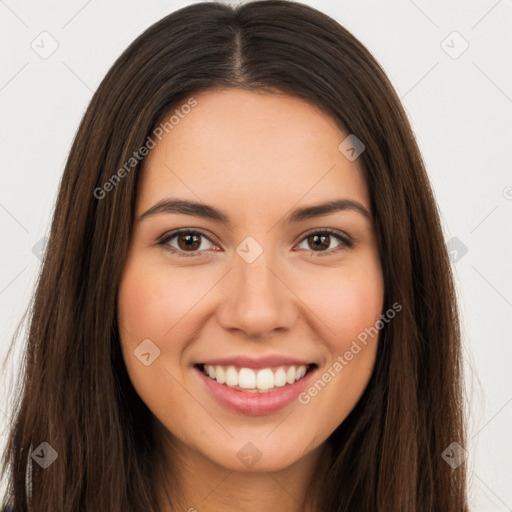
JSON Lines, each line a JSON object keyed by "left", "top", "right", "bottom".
{"left": 117, "top": 88, "right": 384, "bottom": 472}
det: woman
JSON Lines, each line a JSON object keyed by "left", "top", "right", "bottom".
{"left": 0, "top": 1, "right": 469, "bottom": 510}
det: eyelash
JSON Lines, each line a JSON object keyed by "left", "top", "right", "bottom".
{"left": 156, "top": 228, "right": 353, "bottom": 258}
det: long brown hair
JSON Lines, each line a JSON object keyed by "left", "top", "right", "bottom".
{"left": 1, "top": 1, "right": 468, "bottom": 510}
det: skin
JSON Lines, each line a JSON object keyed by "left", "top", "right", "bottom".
{"left": 117, "top": 88, "right": 384, "bottom": 512}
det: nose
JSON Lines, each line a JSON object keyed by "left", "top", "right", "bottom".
{"left": 216, "top": 246, "right": 297, "bottom": 340}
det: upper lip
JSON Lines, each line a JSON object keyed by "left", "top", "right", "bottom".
{"left": 197, "top": 355, "right": 316, "bottom": 369}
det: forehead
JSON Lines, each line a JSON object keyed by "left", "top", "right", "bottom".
{"left": 136, "top": 88, "right": 370, "bottom": 220}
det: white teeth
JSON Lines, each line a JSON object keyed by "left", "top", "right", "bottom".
{"left": 256, "top": 368, "right": 274, "bottom": 390}
{"left": 215, "top": 365, "right": 226, "bottom": 384}
{"left": 201, "top": 363, "right": 311, "bottom": 391}
{"left": 225, "top": 366, "right": 238, "bottom": 387}
{"left": 274, "top": 368, "right": 287, "bottom": 387}
{"left": 238, "top": 368, "right": 256, "bottom": 389}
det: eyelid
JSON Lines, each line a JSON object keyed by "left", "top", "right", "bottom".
{"left": 156, "top": 227, "right": 353, "bottom": 257}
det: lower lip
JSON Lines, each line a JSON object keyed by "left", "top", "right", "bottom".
{"left": 195, "top": 366, "right": 317, "bottom": 416}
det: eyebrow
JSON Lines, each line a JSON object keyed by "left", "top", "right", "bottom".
{"left": 138, "top": 198, "right": 371, "bottom": 224}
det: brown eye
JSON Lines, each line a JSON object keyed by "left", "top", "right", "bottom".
{"left": 297, "top": 230, "right": 352, "bottom": 256}
{"left": 158, "top": 228, "right": 351, "bottom": 258}
{"left": 307, "top": 234, "right": 331, "bottom": 251}
{"left": 176, "top": 233, "right": 202, "bottom": 251}
{"left": 158, "top": 229, "right": 216, "bottom": 257}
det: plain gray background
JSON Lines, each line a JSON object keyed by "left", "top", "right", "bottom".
{"left": 1, "top": 0, "right": 511, "bottom": 509}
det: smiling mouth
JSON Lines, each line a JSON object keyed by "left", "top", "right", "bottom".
{"left": 195, "top": 363, "right": 317, "bottom": 393}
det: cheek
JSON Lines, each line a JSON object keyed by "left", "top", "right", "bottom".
{"left": 300, "top": 258, "right": 384, "bottom": 354}
{"left": 334, "top": 278, "right": 383, "bottom": 347}
{"left": 116, "top": 258, "right": 189, "bottom": 406}
{"left": 297, "top": 259, "right": 381, "bottom": 384}
{"left": 293, "top": 262, "right": 383, "bottom": 436}
{"left": 117, "top": 258, "right": 199, "bottom": 343}
{"left": 116, "top": 258, "right": 198, "bottom": 417}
